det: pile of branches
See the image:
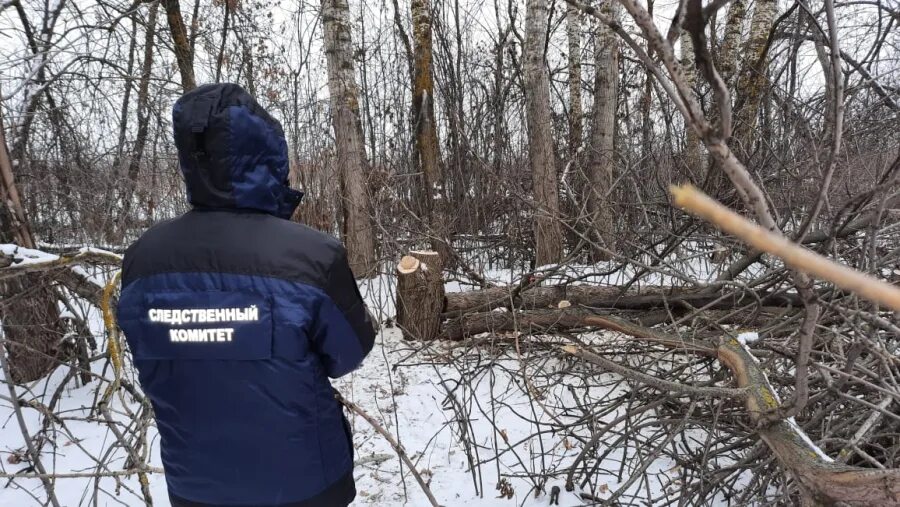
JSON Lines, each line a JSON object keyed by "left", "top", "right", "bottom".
{"left": 395, "top": 251, "right": 900, "bottom": 504}
{"left": 393, "top": 177, "right": 900, "bottom": 505}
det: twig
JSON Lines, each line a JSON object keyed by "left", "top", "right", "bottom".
{"left": 0, "top": 337, "right": 62, "bottom": 507}
{"left": 561, "top": 345, "right": 745, "bottom": 399}
{"left": 334, "top": 390, "right": 442, "bottom": 507}
{"left": 0, "top": 467, "right": 165, "bottom": 479}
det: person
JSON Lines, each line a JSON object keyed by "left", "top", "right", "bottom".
{"left": 116, "top": 83, "right": 376, "bottom": 507}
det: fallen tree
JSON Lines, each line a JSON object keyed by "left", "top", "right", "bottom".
{"left": 443, "top": 282, "right": 804, "bottom": 315}
{"left": 396, "top": 251, "right": 806, "bottom": 342}
{"left": 393, "top": 246, "right": 900, "bottom": 504}
{"left": 0, "top": 246, "right": 120, "bottom": 383}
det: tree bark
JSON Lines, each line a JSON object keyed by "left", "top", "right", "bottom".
{"left": 680, "top": 29, "right": 702, "bottom": 178}
{"left": 440, "top": 308, "right": 716, "bottom": 353}
{"left": 717, "top": 0, "right": 745, "bottom": 88}
{"left": 585, "top": 1, "right": 619, "bottom": 261}
{"left": 443, "top": 283, "right": 803, "bottom": 315}
{"left": 322, "top": 0, "right": 377, "bottom": 276}
{"left": 0, "top": 99, "right": 34, "bottom": 249}
{"left": 700, "top": 0, "right": 745, "bottom": 197}
{"left": 410, "top": 0, "right": 449, "bottom": 259}
{"left": 396, "top": 251, "right": 444, "bottom": 340}
{"left": 162, "top": 0, "right": 196, "bottom": 92}
{"left": 567, "top": 5, "right": 583, "bottom": 159}
{"left": 524, "top": 0, "right": 564, "bottom": 266}
{"left": 731, "top": 0, "right": 776, "bottom": 157}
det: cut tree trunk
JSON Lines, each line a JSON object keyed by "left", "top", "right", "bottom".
{"left": 439, "top": 304, "right": 790, "bottom": 343}
{"left": 396, "top": 251, "right": 445, "bottom": 340}
{"left": 440, "top": 308, "right": 716, "bottom": 353}
{"left": 443, "top": 284, "right": 803, "bottom": 315}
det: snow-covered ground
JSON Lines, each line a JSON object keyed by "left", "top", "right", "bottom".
{"left": 0, "top": 326, "right": 651, "bottom": 506}
{"left": 1, "top": 254, "right": 747, "bottom": 506}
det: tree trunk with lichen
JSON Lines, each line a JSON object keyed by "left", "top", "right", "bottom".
{"left": 322, "top": 0, "right": 376, "bottom": 276}
{"left": 162, "top": 0, "right": 196, "bottom": 91}
{"left": 717, "top": 0, "right": 745, "bottom": 88}
{"left": 717, "top": 337, "right": 900, "bottom": 505}
{"left": 410, "top": 0, "right": 448, "bottom": 260}
{"left": 731, "top": 0, "right": 776, "bottom": 158}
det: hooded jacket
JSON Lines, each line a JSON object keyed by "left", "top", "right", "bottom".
{"left": 116, "top": 83, "right": 375, "bottom": 507}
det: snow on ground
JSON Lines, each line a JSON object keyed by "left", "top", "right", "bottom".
{"left": 1, "top": 326, "right": 655, "bottom": 506}
{"left": 1, "top": 259, "right": 746, "bottom": 506}
{"left": 735, "top": 332, "right": 760, "bottom": 346}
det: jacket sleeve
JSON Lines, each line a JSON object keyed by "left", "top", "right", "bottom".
{"left": 312, "top": 247, "right": 377, "bottom": 378}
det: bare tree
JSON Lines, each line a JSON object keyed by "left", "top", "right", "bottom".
{"left": 410, "top": 0, "right": 448, "bottom": 259}
{"left": 731, "top": 0, "right": 777, "bottom": 156}
{"left": 116, "top": 2, "right": 159, "bottom": 241}
{"left": 585, "top": 1, "right": 619, "bottom": 261}
{"left": 0, "top": 0, "right": 898, "bottom": 503}
{"left": 680, "top": 29, "right": 702, "bottom": 176}
{"left": 566, "top": 4, "right": 583, "bottom": 159}
{"left": 524, "top": 0, "right": 563, "bottom": 265}
{"left": 322, "top": 0, "right": 376, "bottom": 276}
{"left": 162, "top": 0, "right": 196, "bottom": 91}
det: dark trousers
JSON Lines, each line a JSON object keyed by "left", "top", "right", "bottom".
{"left": 167, "top": 470, "right": 356, "bottom": 507}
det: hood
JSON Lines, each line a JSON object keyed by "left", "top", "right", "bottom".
{"left": 172, "top": 83, "right": 303, "bottom": 219}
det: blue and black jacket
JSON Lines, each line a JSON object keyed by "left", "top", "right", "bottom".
{"left": 117, "top": 83, "right": 376, "bottom": 507}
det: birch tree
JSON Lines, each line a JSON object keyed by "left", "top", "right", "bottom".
{"left": 717, "top": 0, "right": 745, "bottom": 88}
{"left": 732, "top": 0, "right": 777, "bottom": 156}
{"left": 680, "top": 29, "right": 701, "bottom": 177}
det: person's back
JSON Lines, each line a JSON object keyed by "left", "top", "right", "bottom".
{"left": 117, "top": 83, "right": 375, "bottom": 507}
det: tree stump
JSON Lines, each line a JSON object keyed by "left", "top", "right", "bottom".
{"left": 396, "top": 250, "right": 444, "bottom": 340}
